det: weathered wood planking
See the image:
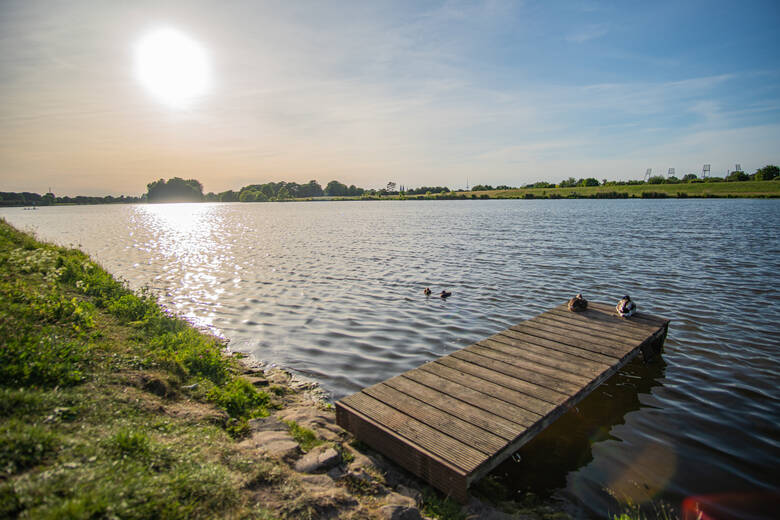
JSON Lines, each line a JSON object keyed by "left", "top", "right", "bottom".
{"left": 335, "top": 301, "right": 669, "bottom": 502}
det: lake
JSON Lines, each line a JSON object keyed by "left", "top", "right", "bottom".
{"left": 2, "top": 199, "right": 778, "bottom": 518}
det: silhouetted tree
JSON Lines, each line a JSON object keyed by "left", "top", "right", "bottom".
{"left": 146, "top": 177, "right": 204, "bottom": 202}
{"left": 325, "top": 180, "right": 348, "bottom": 196}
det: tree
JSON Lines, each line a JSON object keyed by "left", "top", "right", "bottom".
{"left": 219, "top": 190, "right": 239, "bottom": 202}
{"left": 239, "top": 190, "right": 257, "bottom": 202}
{"left": 725, "top": 170, "right": 748, "bottom": 182}
{"left": 324, "top": 180, "right": 348, "bottom": 196}
{"left": 297, "top": 180, "right": 323, "bottom": 198}
{"left": 146, "top": 177, "right": 204, "bottom": 202}
{"left": 580, "top": 178, "right": 599, "bottom": 187}
{"left": 754, "top": 165, "right": 779, "bottom": 181}
{"left": 647, "top": 176, "right": 666, "bottom": 184}
{"left": 682, "top": 173, "right": 698, "bottom": 182}
{"left": 558, "top": 177, "right": 578, "bottom": 188}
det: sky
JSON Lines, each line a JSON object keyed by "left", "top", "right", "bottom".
{"left": 1, "top": 0, "right": 779, "bottom": 196}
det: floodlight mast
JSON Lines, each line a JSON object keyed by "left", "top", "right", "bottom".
{"left": 644, "top": 168, "right": 652, "bottom": 181}
{"left": 703, "top": 164, "right": 711, "bottom": 179}
{"left": 668, "top": 168, "right": 675, "bottom": 178}
{"left": 735, "top": 163, "right": 741, "bottom": 172}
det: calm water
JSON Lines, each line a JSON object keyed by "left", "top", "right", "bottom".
{"left": 2, "top": 200, "right": 778, "bottom": 518}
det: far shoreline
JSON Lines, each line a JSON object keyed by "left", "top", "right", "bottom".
{"left": 3, "top": 178, "right": 778, "bottom": 208}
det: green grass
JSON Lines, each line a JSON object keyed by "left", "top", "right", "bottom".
{"left": 0, "top": 218, "right": 279, "bottom": 519}
{"left": 283, "top": 420, "right": 323, "bottom": 452}
{"left": 489, "top": 179, "right": 780, "bottom": 199}
{"left": 420, "top": 488, "right": 467, "bottom": 520}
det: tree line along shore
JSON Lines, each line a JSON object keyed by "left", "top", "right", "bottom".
{"left": 1, "top": 164, "right": 777, "bottom": 205}
{"left": 1, "top": 218, "right": 590, "bottom": 520}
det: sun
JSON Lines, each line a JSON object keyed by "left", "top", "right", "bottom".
{"left": 134, "top": 27, "right": 210, "bottom": 108}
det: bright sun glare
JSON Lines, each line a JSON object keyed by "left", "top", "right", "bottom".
{"left": 135, "top": 27, "right": 210, "bottom": 108}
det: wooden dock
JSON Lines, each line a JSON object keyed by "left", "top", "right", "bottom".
{"left": 335, "top": 301, "right": 669, "bottom": 502}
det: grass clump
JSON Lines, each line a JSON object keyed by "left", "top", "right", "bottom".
{"left": 283, "top": 420, "right": 323, "bottom": 452}
{"left": 421, "top": 487, "right": 467, "bottom": 520}
{"left": 105, "top": 428, "right": 152, "bottom": 459}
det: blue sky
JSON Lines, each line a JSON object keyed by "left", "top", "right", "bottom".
{"left": 1, "top": 0, "right": 779, "bottom": 195}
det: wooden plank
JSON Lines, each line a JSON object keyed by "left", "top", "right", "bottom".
{"left": 441, "top": 353, "right": 572, "bottom": 404}
{"left": 550, "top": 303, "right": 664, "bottom": 334}
{"left": 452, "top": 350, "right": 582, "bottom": 395}
{"left": 548, "top": 303, "right": 660, "bottom": 332}
{"left": 403, "top": 369, "right": 541, "bottom": 427}
{"left": 384, "top": 375, "right": 524, "bottom": 441}
{"left": 510, "top": 322, "right": 630, "bottom": 357}
{"left": 494, "top": 329, "right": 618, "bottom": 364}
{"left": 481, "top": 336, "right": 610, "bottom": 377}
{"left": 339, "top": 391, "right": 485, "bottom": 472}
{"left": 520, "top": 317, "right": 638, "bottom": 351}
{"left": 501, "top": 327, "right": 624, "bottom": 360}
{"left": 419, "top": 361, "right": 556, "bottom": 417}
{"left": 537, "top": 310, "right": 652, "bottom": 341}
{"left": 473, "top": 340, "right": 602, "bottom": 382}
{"left": 363, "top": 383, "right": 507, "bottom": 454}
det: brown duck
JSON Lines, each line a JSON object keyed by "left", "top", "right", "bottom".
{"left": 568, "top": 293, "right": 588, "bottom": 312}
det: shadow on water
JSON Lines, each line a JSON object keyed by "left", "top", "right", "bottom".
{"left": 482, "top": 354, "right": 667, "bottom": 501}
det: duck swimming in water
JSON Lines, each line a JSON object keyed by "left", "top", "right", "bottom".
{"left": 616, "top": 295, "right": 636, "bottom": 317}
{"left": 423, "top": 287, "right": 432, "bottom": 296}
{"left": 440, "top": 290, "right": 452, "bottom": 298}
{"left": 568, "top": 293, "right": 588, "bottom": 312}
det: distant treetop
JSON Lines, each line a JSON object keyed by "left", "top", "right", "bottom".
{"left": 146, "top": 177, "right": 204, "bottom": 203}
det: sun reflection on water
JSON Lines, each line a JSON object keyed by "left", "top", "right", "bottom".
{"left": 131, "top": 203, "right": 229, "bottom": 332}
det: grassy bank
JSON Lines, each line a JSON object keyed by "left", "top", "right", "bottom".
{"left": 489, "top": 179, "right": 780, "bottom": 199}
{"left": 0, "top": 218, "right": 285, "bottom": 518}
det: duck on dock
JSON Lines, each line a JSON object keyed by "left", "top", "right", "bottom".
{"left": 568, "top": 293, "right": 588, "bottom": 312}
{"left": 440, "top": 290, "right": 452, "bottom": 299}
{"left": 423, "top": 287, "right": 432, "bottom": 296}
{"left": 616, "top": 295, "right": 637, "bottom": 317}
